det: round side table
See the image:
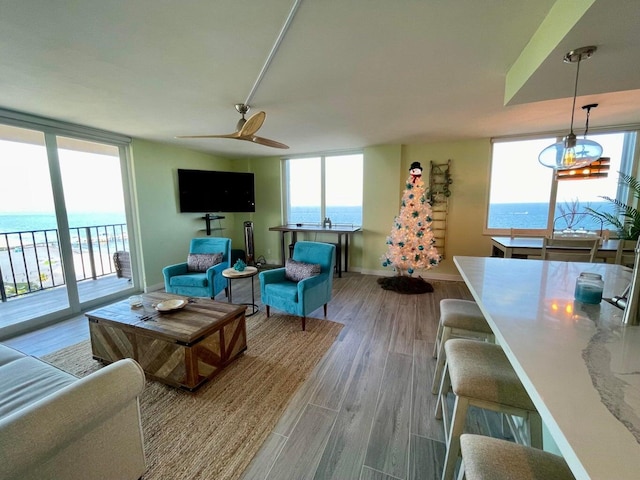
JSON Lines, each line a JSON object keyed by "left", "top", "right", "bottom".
{"left": 222, "top": 266, "right": 259, "bottom": 316}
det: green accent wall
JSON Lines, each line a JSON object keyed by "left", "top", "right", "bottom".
{"left": 127, "top": 137, "right": 495, "bottom": 289}
{"left": 242, "top": 156, "right": 283, "bottom": 265}
{"left": 401, "top": 140, "right": 493, "bottom": 277}
{"left": 129, "top": 139, "right": 235, "bottom": 288}
{"left": 362, "top": 145, "right": 402, "bottom": 272}
{"left": 360, "top": 141, "right": 492, "bottom": 278}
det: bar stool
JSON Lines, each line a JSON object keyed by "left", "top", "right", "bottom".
{"left": 458, "top": 434, "right": 575, "bottom": 480}
{"left": 435, "top": 339, "right": 542, "bottom": 480}
{"left": 431, "top": 299, "right": 494, "bottom": 394}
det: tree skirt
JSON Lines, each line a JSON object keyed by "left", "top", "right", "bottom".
{"left": 377, "top": 276, "right": 434, "bottom": 294}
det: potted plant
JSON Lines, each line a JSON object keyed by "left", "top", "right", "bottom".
{"left": 586, "top": 172, "right": 640, "bottom": 240}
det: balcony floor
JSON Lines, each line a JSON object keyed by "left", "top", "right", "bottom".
{"left": 0, "top": 274, "right": 133, "bottom": 330}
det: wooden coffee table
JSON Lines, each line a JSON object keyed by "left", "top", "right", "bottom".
{"left": 86, "top": 292, "right": 247, "bottom": 391}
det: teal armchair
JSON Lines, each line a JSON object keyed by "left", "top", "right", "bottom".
{"left": 163, "top": 237, "right": 231, "bottom": 299}
{"left": 259, "top": 241, "right": 336, "bottom": 330}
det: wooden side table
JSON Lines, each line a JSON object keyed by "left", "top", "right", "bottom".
{"left": 222, "top": 266, "right": 259, "bottom": 316}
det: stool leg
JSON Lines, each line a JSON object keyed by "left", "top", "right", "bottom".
{"left": 501, "top": 413, "right": 511, "bottom": 439}
{"left": 433, "top": 320, "right": 443, "bottom": 358}
{"left": 456, "top": 460, "right": 466, "bottom": 480}
{"left": 432, "top": 327, "right": 452, "bottom": 394}
{"left": 435, "top": 360, "right": 451, "bottom": 420}
{"left": 442, "top": 396, "right": 469, "bottom": 480}
{"left": 529, "top": 411, "right": 543, "bottom": 449}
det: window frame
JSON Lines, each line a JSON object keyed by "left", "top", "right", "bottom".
{"left": 282, "top": 151, "right": 364, "bottom": 226}
{"left": 485, "top": 130, "right": 639, "bottom": 237}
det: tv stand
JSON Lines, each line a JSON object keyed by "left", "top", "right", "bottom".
{"left": 203, "top": 214, "right": 225, "bottom": 236}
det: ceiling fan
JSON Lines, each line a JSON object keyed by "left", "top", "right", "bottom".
{"left": 177, "top": 103, "right": 289, "bottom": 149}
{"left": 177, "top": 0, "right": 302, "bottom": 151}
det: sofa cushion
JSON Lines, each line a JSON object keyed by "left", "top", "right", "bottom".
{"left": 0, "top": 356, "right": 77, "bottom": 419}
{"left": 187, "top": 252, "right": 223, "bottom": 272}
{"left": 0, "top": 344, "right": 25, "bottom": 367}
{"left": 169, "top": 273, "right": 209, "bottom": 288}
{"left": 285, "top": 259, "right": 321, "bottom": 282}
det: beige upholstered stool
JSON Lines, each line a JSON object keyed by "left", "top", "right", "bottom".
{"left": 431, "top": 299, "right": 494, "bottom": 394}
{"left": 458, "top": 434, "right": 575, "bottom": 480}
{"left": 435, "top": 339, "right": 542, "bottom": 480}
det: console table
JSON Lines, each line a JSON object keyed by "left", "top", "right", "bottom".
{"left": 269, "top": 224, "right": 362, "bottom": 277}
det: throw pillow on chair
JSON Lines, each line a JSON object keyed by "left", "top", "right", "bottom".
{"left": 285, "top": 258, "right": 321, "bottom": 282}
{"left": 187, "top": 252, "right": 224, "bottom": 272}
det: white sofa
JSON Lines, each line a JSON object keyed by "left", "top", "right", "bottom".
{"left": 0, "top": 344, "right": 146, "bottom": 480}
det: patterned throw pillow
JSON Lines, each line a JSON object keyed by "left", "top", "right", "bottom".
{"left": 285, "top": 258, "right": 321, "bottom": 282}
{"left": 187, "top": 252, "right": 224, "bottom": 272}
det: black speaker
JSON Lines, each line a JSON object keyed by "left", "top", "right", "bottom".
{"left": 244, "top": 221, "right": 255, "bottom": 265}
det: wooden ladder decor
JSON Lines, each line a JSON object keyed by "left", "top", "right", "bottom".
{"left": 428, "top": 159, "right": 452, "bottom": 259}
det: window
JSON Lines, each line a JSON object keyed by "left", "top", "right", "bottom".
{"left": 284, "top": 153, "right": 363, "bottom": 226}
{"left": 487, "top": 131, "right": 637, "bottom": 235}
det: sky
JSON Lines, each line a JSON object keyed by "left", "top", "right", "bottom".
{"left": 287, "top": 154, "right": 363, "bottom": 207}
{"left": 490, "top": 132, "right": 627, "bottom": 205}
{"left": 0, "top": 139, "right": 125, "bottom": 214}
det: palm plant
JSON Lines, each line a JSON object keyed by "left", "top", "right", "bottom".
{"left": 586, "top": 172, "right": 640, "bottom": 240}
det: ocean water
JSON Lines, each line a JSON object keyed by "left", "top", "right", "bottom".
{"left": 289, "top": 206, "right": 362, "bottom": 225}
{"left": 488, "top": 202, "right": 616, "bottom": 230}
{"left": 0, "top": 202, "right": 617, "bottom": 234}
{"left": 0, "top": 212, "right": 126, "bottom": 234}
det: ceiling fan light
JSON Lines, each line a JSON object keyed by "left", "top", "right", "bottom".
{"left": 538, "top": 136, "right": 603, "bottom": 170}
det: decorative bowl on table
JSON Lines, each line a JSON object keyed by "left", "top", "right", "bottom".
{"left": 128, "top": 295, "right": 143, "bottom": 308}
{"left": 155, "top": 299, "right": 187, "bottom": 312}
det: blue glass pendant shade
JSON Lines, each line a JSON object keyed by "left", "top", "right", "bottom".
{"left": 538, "top": 133, "right": 603, "bottom": 171}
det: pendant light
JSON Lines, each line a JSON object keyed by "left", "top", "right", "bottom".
{"left": 538, "top": 46, "right": 603, "bottom": 170}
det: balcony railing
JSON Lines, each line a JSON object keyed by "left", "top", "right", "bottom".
{"left": 0, "top": 223, "right": 129, "bottom": 302}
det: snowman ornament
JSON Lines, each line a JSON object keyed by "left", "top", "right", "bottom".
{"left": 409, "top": 161, "right": 423, "bottom": 183}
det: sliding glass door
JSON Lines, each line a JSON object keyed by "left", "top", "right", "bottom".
{"left": 0, "top": 121, "right": 134, "bottom": 335}
{"left": 57, "top": 136, "right": 131, "bottom": 304}
{"left": 0, "top": 125, "right": 70, "bottom": 323}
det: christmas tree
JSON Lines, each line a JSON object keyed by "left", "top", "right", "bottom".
{"left": 379, "top": 162, "right": 440, "bottom": 292}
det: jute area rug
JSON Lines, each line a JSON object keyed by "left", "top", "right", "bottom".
{"left": 43, "top": 312, "right": 343, "bottom": 480}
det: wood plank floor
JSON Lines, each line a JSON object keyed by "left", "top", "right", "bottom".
{"left": 4, "top": 272, "right": 502, "bottom": 480}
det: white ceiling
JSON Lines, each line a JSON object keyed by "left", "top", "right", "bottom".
{"left": 1, "top": 0, "right": 639, "bottom": 158}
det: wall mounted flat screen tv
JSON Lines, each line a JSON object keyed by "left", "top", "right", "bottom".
{"left": 178, "top": 169, "right": 255, "bottom": 213}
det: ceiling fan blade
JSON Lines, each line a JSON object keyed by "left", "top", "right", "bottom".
{"left": 176, "top": 132, "right": 241, "bottom": 139}
{"left": 239, "top": 111, "right": 266, "bottom": 136}
{"left": 177, "top": 108, "right": 285, "bottom": 148}
{"left": 249, "top": 135, "right": 289, "bottom": 149}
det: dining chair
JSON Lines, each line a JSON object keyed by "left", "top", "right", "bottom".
{"left": 615, "top": 238, "right": 639, "bottom": 267}
{"left": 540, "top": 237, "right": 599, "bottom": 262}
